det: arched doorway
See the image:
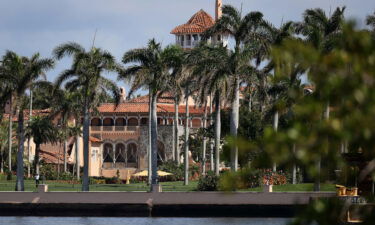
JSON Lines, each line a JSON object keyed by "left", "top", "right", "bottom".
{"left": 103, "top": 143, "right": 113, "bottom": 169}
{"left": 127, "top": 143, "right": 138, "bottom": 167}
{"left": 115, "top": 143, "right": 126, "bottom": 168}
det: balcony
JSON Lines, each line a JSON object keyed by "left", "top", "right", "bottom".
{"left": 90, "top": 126, "right": 140, "bottom": 134}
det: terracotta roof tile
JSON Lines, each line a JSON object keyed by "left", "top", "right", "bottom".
{"left": 98, "top": 103, "right": 208, "bottom": 115}
{"left": 171, "top": 9, "right": 215, "bottom": 34}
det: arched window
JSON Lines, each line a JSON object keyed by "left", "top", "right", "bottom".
{"left": 91, "top": 118, "right": 101, "bottom": 126}
{"left": 127, "top": 118, "right": 139, "bottom": 126}
{"left": 115, "top": 118, "right": 126, "bottom": 126}
{"left": 103, "top": 143, "right": 113, "bottom": 169}
{"left": 127, "top": 143, "right": 138, "bottom": 167}
{"left": 103, "top": 118, "right": 114, "bottom": 126}
{"left": 115, "top": 143, "right": 126, "bottom": 168}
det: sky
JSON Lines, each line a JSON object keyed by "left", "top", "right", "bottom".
{"left": 0, "top": 0, "right": 374, "bottom": 91}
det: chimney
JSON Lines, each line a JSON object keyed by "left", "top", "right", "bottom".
{"left": 215, "top": 0, "right": 222, "bottom": 21}
{"left": 120, "top": 87, "right": 126, "bottom": 103}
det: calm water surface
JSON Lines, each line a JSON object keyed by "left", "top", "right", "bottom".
{"left": 0, "top": 217, "right": 289, "bottom": 225}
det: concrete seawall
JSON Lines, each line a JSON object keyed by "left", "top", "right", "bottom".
{"left": 0, "top": 191, "right": 335, "bottom": 217}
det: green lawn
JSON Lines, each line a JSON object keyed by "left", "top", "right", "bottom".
{"left": 0, "top": 180, "right": 335, "bottom": 192}
{"left": 242, "top": 183, "right": 336, "bottom": 192}
{"left": 0, "top": 180, "right": 198, "bottom": 192}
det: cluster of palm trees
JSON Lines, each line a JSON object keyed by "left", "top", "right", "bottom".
{"left": 0, "top": 4, "right": 374, "bottom": 192}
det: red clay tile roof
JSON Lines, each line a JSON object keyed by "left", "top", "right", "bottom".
{"left": 171, "top": 9, "right": 215, "bottom": 34}
{"left": 98, "top": 103, "right": 207, "bottom": 115}
{"left": 90, "top": 136, "right": 102, "bottom": 143}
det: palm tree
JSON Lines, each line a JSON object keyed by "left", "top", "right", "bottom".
{"left": 53, "top": 42, "right": 120, "bottom": 191}
{"left": 120, "top": 39, "right": 173, "bottom": 190}
{"left": 50, "top": 89, "right": 82, "bottom": 173}
{"left": 165, "top": 46, "right": 185, "bottom": 165}
{"left": 204, "top": 5, "right": 269, "bottom": 171}
{"left": 25, "top": 116, "right": 57, "bottom": 174}
{"left": 0, "top": 121, "right": 8, "bottom": 173}
{"left": 295, "top": 7, "right": 345, "bottom": 191}
{"left": 0, "top": 51, "right": 54, "bottom": 191}
{"left": 186, "top": 44, "right": 234, "bottom": 175}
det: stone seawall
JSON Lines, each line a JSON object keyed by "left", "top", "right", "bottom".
{"left": 0, "top": 191, "right": 335, "bottom": 217}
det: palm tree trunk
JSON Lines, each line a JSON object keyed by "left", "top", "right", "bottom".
{"left": 201, "top": 101, "right": 208, "bottom": 175}
{"left": 150, "top": 92, "right": 158, "bottom": 188}
{"left": 16, "top": 107, "right": 25, "bottom": 191}
{"left": 273, "top": 111, "right": 279, "bottom": 172}
{"left": 27, "top": 89, "right": 32, "bottom": 178}
{"left": 8, "top": 97, "right": 12, "bottom": 171}
{"left": 34, "top": 143, "right": 40, "bottom": 175}
{"left": 230, "top": 77, "right": 240, "bottom": 171}
{"left": 1, "top": 148, "right": 4, "bottom": 173}
{"left": 82, "top": 100, "right": 90, "bottom": 191}
{"left": 214, "top": 92, "right": 221, "bottom": 176}
{"left": 148, "top": 89, "right": 152, "bottom": 185}
{"left": 64, "top": 140, "right": 67, "bottom": 172}
{"left": 174, "top": 97, "right": 180, "bottom": 165}
{"left": 292, "top": 144, "right": 297, "bottom": 184}
{"left": 209, "top": 94, "right": 214, "bottom": 171}
{"left": 75, "top": 135, "right": 80, "bottom": 180}
{"left": 184, "top": 89, "right": 189, "bottom": 186}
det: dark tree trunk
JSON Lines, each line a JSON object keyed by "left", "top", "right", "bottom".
{"left": 76, "top": 134, "right": 80, "bottom": 180}
{"left": 8, "top": 97, "right": 12, "bottom": 171}
{"left": 150, "top": 93, "right": 158, "bottom": 188}
{"left": 148, "top": 89, "right": 152, "bottom": 185}
{"left": 34, "top": 143, "right": 40, "bottom": 175}
{"left": 15, "top": 107, "right": 25, "bottom": 191}
{"left": 82, "top": 100, "right": 90, "bottom": 191}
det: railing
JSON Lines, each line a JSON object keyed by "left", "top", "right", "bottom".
{"left": 103, "top": 126, "right": 113, "bottom": 131}
{"left": 90, "top": 126, "right": 140, "bottom": 133}
{"left": 91, "top": 126, "right": 101, "bottom": 131}
{"left": 115, "top": 126, "right": 125, "bottom": 131}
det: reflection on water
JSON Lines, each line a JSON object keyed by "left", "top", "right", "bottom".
{"left": 0, "top": 217, "right": 289, "bottom": 225}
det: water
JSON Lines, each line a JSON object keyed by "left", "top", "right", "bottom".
{"left": 0, "top": 217, "right": 289, "bottom": 225}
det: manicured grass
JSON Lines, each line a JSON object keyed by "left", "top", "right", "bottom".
{"left": 241, "top": 183, "right": 336, "bottom": 192}
{"left": 0, "top": 180, "right": 335, "bottom": 192}
{"left": 0, "top": 180, "right": 198, "bottom": 192}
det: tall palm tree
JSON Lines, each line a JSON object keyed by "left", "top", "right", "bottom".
{"left": 53, "top": 42, "right": 120, "bottom": 191}
{"left": 25, "top": 116, "right": 57, "bottom": 174}
{"left": 120, "top": 39, "right": 173, "bottom": 190}
{"left": 295, "top": 7, "right": 345, "bottom": 191}
{"left": 186, "top": 44, "right": 235, "bottom": 175}
{"left": 204, "top": 5, "right": 269, "bottom": 171}
{"left": 0, "top": 51, "right": 54, "bottom": 191}
{"left": 165, "top": 46, "right": 185, "bottom": 165}
{"left": 50, "top": 89, "right": 82, "bottom": 173}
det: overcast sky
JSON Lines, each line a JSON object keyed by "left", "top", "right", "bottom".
{"left": 0, "top": 0, "right": 374, "bottom": 90}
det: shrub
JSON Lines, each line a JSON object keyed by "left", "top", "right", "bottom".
{"left": 6, "top": 172, "right": 13, "bottom": 181}
{"left": 158, "top": 161, "right": 184, "bottom": 181}
{"left": 59, "top": 172, "right": 74, "bottom": 180}
{"left": 40, "top": 164, "right": 57, "bottom": 180}
{"left": 197, "top": 171, "right": 219, "bottom": 191}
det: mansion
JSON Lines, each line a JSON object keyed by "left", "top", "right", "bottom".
{"left": 7, "top": 0, "right": 228, "bottom": 179}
